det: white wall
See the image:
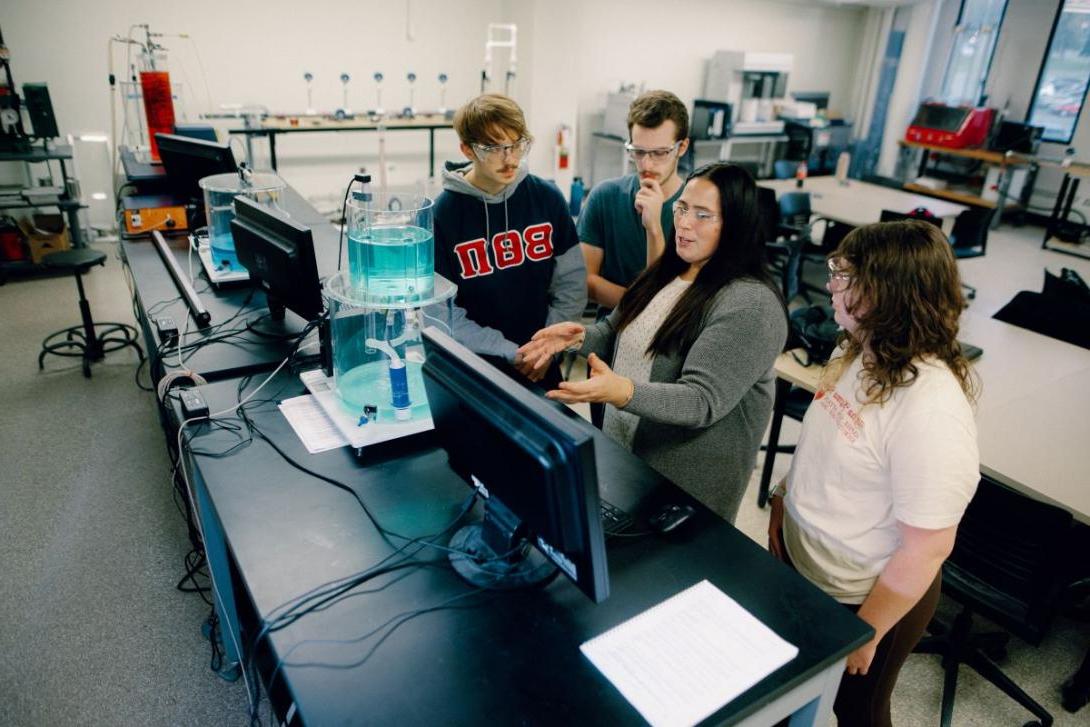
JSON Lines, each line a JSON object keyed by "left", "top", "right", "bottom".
{"left": 986, "top": 0, "right": 1059, "bottom": 120}
{"left": 917, "top": 0, "right": 962, "bottom": 103}
{"left": 565, "top": 0, "right": 871, "bottom": 178}
{"left": 875, "top": 0, "right": 946, "bottom": 176}
{"left": 4, "top": 0, "right": 870, "bottom": 205}
{"left": 4, "top": 0, "right": 502, "bottom": 204}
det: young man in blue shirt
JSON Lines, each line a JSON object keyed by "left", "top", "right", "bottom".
{"left": 578, "top": 90, "right": 690, "bottom": 314}
{"left": 433, "top": 93, "right": 586, "bottom": 386}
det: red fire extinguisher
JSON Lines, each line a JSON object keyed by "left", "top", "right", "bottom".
{"left": 556, "top": 125, "right": 571, "bottom": 171}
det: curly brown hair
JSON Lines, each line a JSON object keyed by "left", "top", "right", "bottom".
{"left": 831, "top": 220, "right": 978, "bottom": 405}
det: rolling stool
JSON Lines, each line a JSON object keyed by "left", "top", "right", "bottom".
{"left": 38, "top": 249, "right": 143, "bottom": 378}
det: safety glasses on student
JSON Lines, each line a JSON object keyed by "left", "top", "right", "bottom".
{"left": 472, "top": 137, "right": 533, "bottom": 162}
{"left": 827, "top": 258, "right": 853, "bottom": 290}
{"left": 624, "top": 141, "right": 681, "bottom": 162}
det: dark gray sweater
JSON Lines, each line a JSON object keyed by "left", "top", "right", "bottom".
{"left": 582, "top": 278, "right": 787, "bottom": 523}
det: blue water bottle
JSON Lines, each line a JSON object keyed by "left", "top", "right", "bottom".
{"left": 569, "top": 176, "right": 585, "bottom": 217}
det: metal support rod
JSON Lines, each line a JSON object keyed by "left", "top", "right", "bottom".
{"left": 151, "top": 230, "right": 211, "bottom": 328}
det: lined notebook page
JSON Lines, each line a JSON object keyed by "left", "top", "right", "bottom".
{"left": 580, "top": 580, "right": 798, "bottom": 727}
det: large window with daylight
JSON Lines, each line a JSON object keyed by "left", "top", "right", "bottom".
{"left": 940, "top": 0, "right": 1008, "bottom": 107}
{"left": 1028, "top": 0, "right": 1090, "bottom": 144}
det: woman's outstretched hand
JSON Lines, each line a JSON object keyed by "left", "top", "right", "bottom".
{"left": 545, "top": 353, "right": 634, "bottom": 408}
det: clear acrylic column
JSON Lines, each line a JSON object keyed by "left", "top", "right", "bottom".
{"left": 199, "top": 171, "right": 285, "bottom": 269}
{"left": 346, "top": 187, "right": 435, "bottom": 302}
{"left": 326, "top": 187, "right": 455, "bottom": 425}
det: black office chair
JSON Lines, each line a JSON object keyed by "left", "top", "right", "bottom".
{"left": 947, "top": 207, "right": 996, "bottom": 300}
{"left": 757, "top": 376, "right": 813, "bottom": 508}
{"left": 778, "top": 192, "right": 841, "bottom": 303}
{"left": 779, "top": 191, "right": 812, "bottom": 228}
{"left": 878, "top": 208, "right": 943, "bottom": 226}
{"left": 819, "top": 219, "right": 855, "bottom": 255}
{"left": 760, "top": 187, "right": 807, "bottom": 303}
{"left": 756, "top": 305, "right": 840, "bottom": 507}
{"left": 915, "top": 475, "right": 1074, "bottom": 727}
{"left": 773, "top": 159, "right": 799, "bottom": 180}
{"left": 948, "top": 206, "right": 994, "bottom": 256}
{"left": 38, "top": 249, "right": 143, "bottom": 378}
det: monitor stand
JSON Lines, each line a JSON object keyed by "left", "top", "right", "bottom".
{"left": 448, "top": 497, "right": 558, "bottom": 590}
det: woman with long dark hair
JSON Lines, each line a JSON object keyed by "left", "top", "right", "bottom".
{"left": 767, "top": 221, "right": 980, "bottom": 727}
{"left": 518, "top": 163, "right": 787, "bottom": 522}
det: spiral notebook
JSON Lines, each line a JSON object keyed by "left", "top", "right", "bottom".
{"left": 580, "top": 580, "right": 798, "bottom": 727}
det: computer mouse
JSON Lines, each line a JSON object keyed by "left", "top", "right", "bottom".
{"left": 649, "top": 503, "right": 695, "bottom": 534}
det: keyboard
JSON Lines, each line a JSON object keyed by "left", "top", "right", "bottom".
{"left": 600, "top": 498, "right": 634, "bottom": 532}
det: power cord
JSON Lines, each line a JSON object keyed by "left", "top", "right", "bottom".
{"left": 171, "top": 328, "right": 315, "bottom": 713}
{"left": 337, "top": 173, "right": 372, "bottom": 272}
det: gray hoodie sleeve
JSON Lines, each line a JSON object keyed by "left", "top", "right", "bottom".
{"left": 545, "top": 244, "right": 588, "bottom": 325}
{"left": 423, "top": 301, "right": 519, "bottom": 362}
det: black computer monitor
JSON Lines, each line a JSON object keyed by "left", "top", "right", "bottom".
{"left": 22, "top": 83, "right": 59, "bottom": 139}
{"left": 991, "top": 121, "right": 1044, "bottom": 155}
{"left": 230, "top": 196, "right": 323, "bottom": 322}
{"left": 421, "top": 326, "right": 610, "bottom": 603}
{"left": 155, "top": 132, "right": 237, "bottom": 202}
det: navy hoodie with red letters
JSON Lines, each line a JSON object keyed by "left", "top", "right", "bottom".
{"left": 433, "top": 160, "right": 586, "bottom": 361}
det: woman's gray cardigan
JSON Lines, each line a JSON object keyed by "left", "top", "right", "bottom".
{"left": 582, "top": 278, "right": 787, "bottom": 523}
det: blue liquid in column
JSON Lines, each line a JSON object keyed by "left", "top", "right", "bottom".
{"left": 337, "top": 359, "right": 429, "bottom": 422}
{"left": 207, "top": 203, "right": 240, "bottom": 269}
{"left": 348, "top": 225, "right": 434, "bottom": 300}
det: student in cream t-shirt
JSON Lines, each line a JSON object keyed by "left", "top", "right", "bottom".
{"left": 767, "top": 221, "right": 980, "bottom": 727}
{"left": 783, "top": 353, "right": 978, "bottom": 604}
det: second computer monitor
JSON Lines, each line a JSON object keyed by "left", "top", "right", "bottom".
{"left": 155, "top": 132, "right": 237, "bottom": 203}
{"left": 230, "top": 196, "right": 323, "bottom": 322}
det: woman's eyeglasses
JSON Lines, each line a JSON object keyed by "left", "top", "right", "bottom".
{"left": 671, "top": 201, "right": 720, "bottom": 224}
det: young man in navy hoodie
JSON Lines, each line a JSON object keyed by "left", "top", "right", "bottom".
{"left": 433, "top": 93, "right": 586, "bottom": 387}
